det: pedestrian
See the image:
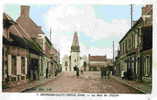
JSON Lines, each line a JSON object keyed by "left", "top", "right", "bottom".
{"left": 81, "top": 69, "right": 83, "bottom": 74}
{"left": 106, "top": 69, "right": 110, "bottom": 79}
{"left": 46, "top": 67, "right": 48, "bottom": 78}
{"left": 80, "top": 67, "right": 84, "bottom": 74}
{"left": 121, "top": 70, "right": 125, "bottom": 80}
{"left": 103, "top": 68, "right": 107, "bottom": 80}
{"left": 124, "top": 71, "right": 127, "bottom": 80}
{"left": 100, "top": 67, "right": 103, "bottom": 79}
{"left": 75, "top": 65, "right": 80, "bottom": 78}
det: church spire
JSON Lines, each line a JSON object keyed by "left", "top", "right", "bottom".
{"left": 71, "top": 32, "right": 80, "bottom": 52}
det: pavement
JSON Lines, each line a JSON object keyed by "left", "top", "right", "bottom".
{"left": 3, "top": 73, "right": 63, "bottom": 92}
{"left": 3, "top": 71, "right": 151, "bottom": 93}
{"left": 111, "top": 75, "right": 152, "bottom": 94}
{"left": 22, "top": 72, "right": 140, "bottom": 93}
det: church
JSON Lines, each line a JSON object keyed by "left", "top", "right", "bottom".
{"left": 62, "top": 32, "right": 83, "bottom": 72}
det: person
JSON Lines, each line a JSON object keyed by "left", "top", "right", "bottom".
{"left": 103, "top": 68, "right": 107, "bottom": 79}
{"left": 124, "top": 71, "right": 127, "bottom": 80}
{"left": 80, "top": 67, "right": 84, "bottom": 74}
{"left": 106, "top": 69, "right": 110, "bottom": 79}
{"left": 46, "top": 67, "right": 48, "bottom": 78}
{"left": 76, "top": 65, "right": 80, "bottom": 78}
{"left": 74, "top": 66, "right": 77, "bottom": 71}
{"left": 81, "top": 69, "right": 83, "bottom": 74}
{"left": 100, "top": 67, "right": 103, "bottom": 79}
{"left": 121, "top": 70, "right": 125, "bottom": 80}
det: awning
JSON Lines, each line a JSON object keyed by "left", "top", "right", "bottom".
{"left": 10, "top": 34, "right": 44, "bottom": 56}
{"left": 3, "top": 37, "right": 11, "bottom": 45}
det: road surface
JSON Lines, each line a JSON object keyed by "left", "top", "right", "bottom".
{"left": 24, "top": 72, "right": 139, "bottom": 93}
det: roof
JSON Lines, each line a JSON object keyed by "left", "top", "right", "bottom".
{"left": 45, "top": 36, "right": 53, "bottom": 47}
{"left": 3, "top": 13, "right": 44, "bottom": 56}
{"left": 16, "top": 15, "right": 45, "bottom": 38}
{"left": 71, "top": 32, "right": 80, "bottom": 52}
{"left": 90, "top": 64, "right": 105, "bottom": 67}
{"left": 89, "top": 56, "right": 107, "bottom": 61}
{"left": 3, "top": 13, "right": 16, "bottom": 29}
{"left": 119, "top": 17, "right": 143, "bottom": 43}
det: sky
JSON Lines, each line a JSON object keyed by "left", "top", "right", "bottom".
{"left": 4, "top": 4, "right": 143, "bottom": 59}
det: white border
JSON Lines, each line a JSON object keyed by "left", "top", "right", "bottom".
{"left": 0, "top": 0, "right": 157, "bottom": 100}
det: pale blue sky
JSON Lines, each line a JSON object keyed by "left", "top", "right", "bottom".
{"left": 4, "top": 4, "right": 143, "bottom": 57}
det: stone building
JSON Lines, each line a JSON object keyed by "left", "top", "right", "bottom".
{"left": 88, "top": 55, "right": 112, "bottom": 71}
{"left": 62, "top": 55, "right": 70, "bottom": 72}
{"left": 115, "top": 5, "right": 152, "bottom": 81}
{"left": 62, "top": 32, "right": 83, "bottom": 72}
{"left": 69, "top": 32, "right": 81, "bottom": 71}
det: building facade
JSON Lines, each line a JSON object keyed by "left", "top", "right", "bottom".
{"left": 70, "top": 32, "right": 81, "bottom": 71}
{"left": 88, "top": 55, "right": 112, "bottom": 71}
{"left": 2, "top": 5, "right": 61, "bottom": 89}
{"left": 62, "top": 32, "right": 83, "bottom": 72}
{"left": 115, "top": 5, "right": 152, "bottom": 81}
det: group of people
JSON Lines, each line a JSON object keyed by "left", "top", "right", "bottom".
{"left": 100, "top": 67, "right": 111, "bottom": 80}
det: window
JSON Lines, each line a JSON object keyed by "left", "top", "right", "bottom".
{"left": 11, "top": 56, "right": 16, "bottom": 75}
{"left": 135, "top": 33, "right": 138, "bottom": 48}
{"left": 21, "top": 57, "right": 25, "bottom": 74}
{"left": 144, "top": 56, "right": 150, "bottom": 76}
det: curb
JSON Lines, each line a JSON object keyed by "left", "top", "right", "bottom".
{"left": 111, "top": 76, "right": 146, "bottom": 94}
{"left": 22, "top": 73, "right": 63, "bottom": 92}
{"left": 3, "top": 72, "right": 63, "bottom": 92}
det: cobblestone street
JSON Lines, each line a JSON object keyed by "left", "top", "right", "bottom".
{"left": 24, "top": 72, "right": 139, "bottom": 93}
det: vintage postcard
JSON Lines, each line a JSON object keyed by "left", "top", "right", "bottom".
{"left": 1, "top": 0, "right": 157, "bottom": 100}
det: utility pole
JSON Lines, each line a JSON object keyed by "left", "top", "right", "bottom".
{"left": 130, "top": 4, "right": 133, "bottom": 28}
{"left": 113, "top": 41, "right": 115, "bottom": 63}
{"left": 50, "top": 28, "right": 52, "bottom": 41}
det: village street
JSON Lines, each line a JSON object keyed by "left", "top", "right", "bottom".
{"left": 24, "top": 72, "right": 139, "bottom": 93}
{"left": 2, "top": 5, "right": 152, "bottom": 94}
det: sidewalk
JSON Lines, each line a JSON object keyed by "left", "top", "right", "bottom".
{"left": 3, "top": 73, "right": 63, "bottom": 92}
{"left": 111, "top": 75, "right": 152, "bottom": 93}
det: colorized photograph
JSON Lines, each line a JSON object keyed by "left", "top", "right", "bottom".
{"left": 2, "top": 4, "right": 152, "bottom": 93}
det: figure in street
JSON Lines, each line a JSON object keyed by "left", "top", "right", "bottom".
{"left": 75, "top": 65, "right": 80, "bottom": 78}
{"left": 106, "top": 69, "right": 110, "bottom": 79}
{"left": 100, "top": 67, "right": 103, "bottom": 79}
{"left": 121, "top": 70, "right": 125, "bottom": 80}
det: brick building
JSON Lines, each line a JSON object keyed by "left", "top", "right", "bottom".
{"left": 2, "top": 5, "right": 61, "bottom": 89}
{"left": 88, "top": 55, "right": 112, "bottom": 71}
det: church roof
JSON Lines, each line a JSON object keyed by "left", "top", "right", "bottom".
{"left": 71, "top": 32, "right": 80, "bottom": 52}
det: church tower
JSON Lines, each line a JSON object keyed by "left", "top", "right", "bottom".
{"left": 70, "top": 32, "right": 80, "bottom": 71}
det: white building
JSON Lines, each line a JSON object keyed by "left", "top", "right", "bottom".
{"left": 62, "top": 32, "right": 81, "bottom": 72}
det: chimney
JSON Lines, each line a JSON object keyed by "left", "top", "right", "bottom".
{"left": 21, "top": 5, "right": 30, "bottom": 17}
{"left": 142, "top": 5, "right": 152, "bottom": 16}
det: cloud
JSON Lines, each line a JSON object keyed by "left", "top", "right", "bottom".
{"left": 45, "top": 5, "right": 130, "bottom": 40}
{"left": 44, "top": 5, "right": 130, "bottom": 59}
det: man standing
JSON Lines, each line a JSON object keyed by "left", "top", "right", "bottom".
{"left": 75, "top": 65, "right": 80, "bottom": 78}
{"left": 121, "top": 70, "right": 125, "bottom": 80}
{"left": 100, "top": 67, "right": 103, "bottom": 79}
